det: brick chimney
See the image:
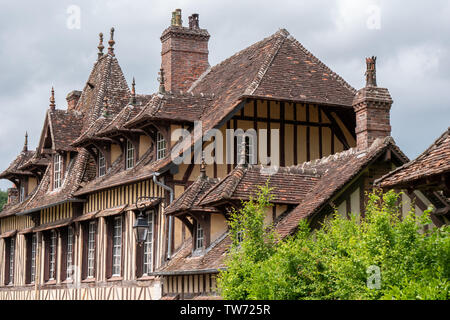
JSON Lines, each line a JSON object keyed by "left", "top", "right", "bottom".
{"left": 7, "top": 187, "right": 18, "bottom": 204}
{"left": 160, "top": 9, "right": 210, "bottom": 93}
{"left": 67, "top": 90, "right": 82, "bottom": 111}
{"left": 353, "top": 57, "right": 393, "bottom": 150}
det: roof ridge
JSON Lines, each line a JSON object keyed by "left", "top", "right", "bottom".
{"left": 188, "top": 29, "right": 288, "bottom": 94}
{"left": 286, "top": 34, "right": 357, "bottom": 95}
{"left": 244, "top": 29, "right": 289, "bottom": 96}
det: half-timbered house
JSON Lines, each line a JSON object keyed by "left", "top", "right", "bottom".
{"left": 0, "top": 9, "right": 448, "bottom": 300}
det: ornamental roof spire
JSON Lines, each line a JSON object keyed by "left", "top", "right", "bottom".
{"left": 98, "top": 32, "right": 105, "bottom": 59}
{"left": 129, "top": 77, "right": 137, "bottom": 105}
{"left": 108, "top": 27, "right": 115, "bottom": 55}
{"left": 23, "top": 132, "right": 28, "bottom": 152}
{"left": 200, "top": 151, "right": 207, "bottom": 179}
{"left": 49, "top": 87, "right": 56, "bottom": 110}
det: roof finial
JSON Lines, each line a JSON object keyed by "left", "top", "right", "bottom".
{"left": 98, "top": 32, "right": 105, "bottom": 59}
{"left": 200, "top": 151, "right": 207, "bottom": 179}
{"left": 49, "top": 87, "right": 56, "bottom": 110}
{"left": 108, "top": 27, "right": 115, "bottom": 55}
{"left": 102, "top": 96, "right": 109, "bottom": 118}
{"left": 365, "top": 56, "right": 377, "bottom": 87}
{"left": 158, "top": 68, "right": 166, "bottom": 94}
{"left": 129, "top": 77, "right": 137, "bottom": 105}
{"left": 23, "top": 132, "right": 28, "bottom": 152}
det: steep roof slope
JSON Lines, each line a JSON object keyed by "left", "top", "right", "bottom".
{"left": 377, "top": 127, "right": 450, "bottom": 189}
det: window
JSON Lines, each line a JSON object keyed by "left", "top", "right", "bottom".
{"left": 195, "top": 222, "right": 204, "bottom": 251}
{"left": 49, "top": 230, "right": 57, "bottom": 281}
{"left": 98, "top": 152, "right": 106, "bottom": 177}
{"left": 126, "top": 140, "right": 134, "bottom": 170}
{"left": 19, "top": 185, "right": 25, "bottom": 202}
{"left": 112, "top": 216, "right": 122, "bottom": 277}
{"left": 6, "top": 237, "right": 15, "bottom": 285}
{"left": 27, "top": 233, "right": 37, "bottom": 284}
{"left": 87, "top": 222, "right": 96, "bottom": 278}
{"left": 66, "top": 227, "right": 74, "bottom": 280}
{"left": 143, "top": 211, "right": 155, "bottom": 276}
{"left": 31, "top": 234, "right": 37, "bottom": 283}
{"left": 156, "top": 132, "right": 167, "bottom": 160}
{"left": 54, "top": 153, "right": 63, "bottom": 189}
{"left": 238, "top": 136, "right": 256, "bottom": 165}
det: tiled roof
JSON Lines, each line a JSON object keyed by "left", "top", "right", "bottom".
{"left": 0, "top": 150, "right": 35, "bottom": 180}
{"left": 124, "top": 93, "right": 213, "bottom": 128}
{"left": 157, "top": 235, "right": 231, "bottom": 275}
{"left": 275, "top": 137, "right": 407, "bottom": 238}
{"left": 17, "top": 152, "right": 49, "bottom": 171}
{"left": 199, "top": 165, "right": 321, "bottom": 206}
{"left": 160, "top": 137, "right": 409, "bottom": 274}
{"left": 96, "top": 95, "right": 153, "bottom": 137}
{"left": 249, "top": 31, "right": 356, "bottom": 106}
{"left": 165, "top": 175, "right": 220, "bottom": 215}
{"left": 18, "top": 150, "right": 90, "bottom": 215}
{"left": 49, "top": 109, "right": 84, "bottom": 151}
{"left": 376, "top": 127, "right": 450, "bottom": 189}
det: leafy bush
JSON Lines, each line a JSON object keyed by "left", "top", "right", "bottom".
{"left": 0, "top": 190, "right": 7, "bottom": 211}
{"left": 218, "top": 187, "right": 449, "bottom": 300}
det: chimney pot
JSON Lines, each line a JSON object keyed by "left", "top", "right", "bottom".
{"left": 66, "top": 90, "right": 82, "bottom": 111}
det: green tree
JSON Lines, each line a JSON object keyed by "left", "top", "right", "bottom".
{"left": 0, "top": 189, "right": 7, "bottom": 211}
{"left": 218, "top": 188, "right": 450, "bottom": 300}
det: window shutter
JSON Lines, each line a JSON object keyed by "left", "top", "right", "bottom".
{"left": 135, "top": 242, "right": 143, "bottom": 278}
{"left": 60, "top": 228, "right": 68, "bottom": 281}
{"left": 25, "top": 235, "right": 32, "bottom": 284}
{"left": 105, "top": 219, "right": 113, "bottom": 279}
{"left": 81, "top": 224, "right": 88, "bottom": 280}
{"left": 43, "top": 233, "right": 50, "bottom": 282}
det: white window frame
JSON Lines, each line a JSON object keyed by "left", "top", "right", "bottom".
{"left": 156, "top": 132, "right": 167, "bottom": 160}
{"left": 98, "top": 152, "right": 106, "bottom": 177}
{"left": 112, "top": 216, "right": 122, "bottom": 277}
{"left": 31, "top": 233, "right": 37, "bottom": 283}
{"left": 143, "top": 210, "right": 155, "bottom": 276}
{"left": 126, "top": 140, "right": 134, "bottom": 170}
{"left": 195, "top": 222, "right": 204, "bottom": 251}
{"left": 53, "top": 153, "right": 63, "bottom": 189}
{"left": 87, "top": 221, "right": 96, "bottom": 279}
{"left": 19, "top": 185, "right": 25, "bottom": 202}
{"left": 67, "top": 227, "right": 74, "bottom": 280}
{"left": 9, "top": 237, "right": 15, "bottom": 285}
{"left": 49, "top": 230, "right": 57, "bottom": 281}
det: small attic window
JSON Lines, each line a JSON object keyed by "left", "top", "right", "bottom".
{"left": 53, "top": 153, "right": 63, "bottom": 189}
{"left": 156, "top": 132, "right": 167, "bottom": 160}
{"left": 126, "top": 140, "right": 135, "bottom": 170}
{"left": 87, "top": 82, "right": 95, "bottom": 89}
{"left": 98, "top": 152, "right": 106, "bottom": 177}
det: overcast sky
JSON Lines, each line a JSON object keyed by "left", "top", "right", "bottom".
{"left": 0, "top": 0, "right": 449, "bottom": 191}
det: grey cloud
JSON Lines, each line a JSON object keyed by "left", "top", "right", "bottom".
{"left": 0, "top": 0, "right": 449, "bottom": 190}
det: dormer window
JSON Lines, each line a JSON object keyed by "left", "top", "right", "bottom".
{"left": 98, "top": 152, "right": 106, "bottom": 177}
{"left": 19, "top": 185, "right": 25, "bottom": 202}
{"left": 156, "top": 132, "right": 167, "bottom": 160}
{"left": 195, "top": 222, "right": 204, "bottom": 251}
{"left": 126, "top": 140, "right": 134, "bottom": 170}
{"left": 53, "top": 153, "right": 63, "bottom": 189}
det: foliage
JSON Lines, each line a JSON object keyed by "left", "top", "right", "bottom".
{"left": 0, "top": 189, "right": 7, "bottom": 211}
{"left": 218, "top": 188, "right": 450, "bottom": 300}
